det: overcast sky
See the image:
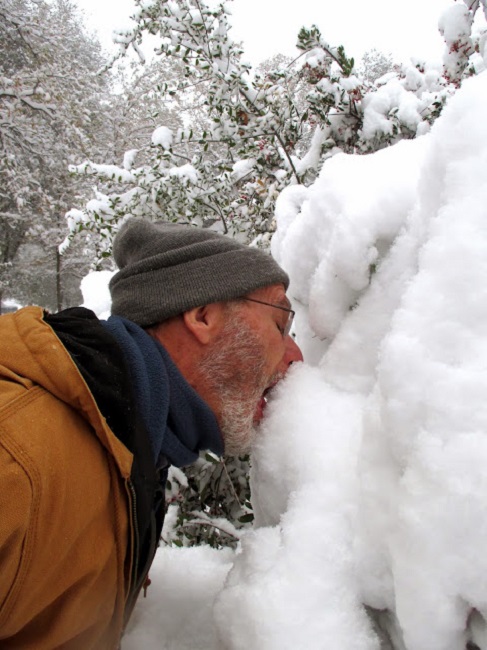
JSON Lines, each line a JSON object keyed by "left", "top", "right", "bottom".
{"left": 76, "top": 0, "right": 455, "bottom": 67}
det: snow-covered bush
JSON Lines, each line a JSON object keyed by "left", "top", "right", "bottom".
{"left": 215, "top": 68, "right": 487, "bottom": 650}
{"left": 162, "top": 454, "right": 253, "bottom": 549}
{"left": 125, "top": 65, "right": 487, "bottom": 650}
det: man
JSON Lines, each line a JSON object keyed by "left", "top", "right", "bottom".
{"left": 0, "top": 218, "right": 302, "bottom": 648}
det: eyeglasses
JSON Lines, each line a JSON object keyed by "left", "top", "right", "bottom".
{"left": 242, "top": 297, "right": 295, "bottom": 337}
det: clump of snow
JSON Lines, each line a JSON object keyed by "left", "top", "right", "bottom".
{"left": 1, "top": 298, "right": 22, "bottom": 312}
{"left": 360, "top": 59, "right": 447, "bottom": 141}
{"left": 169, "top": 163, "right": 198, "bottom": 183}
{"left": 152, "top": 125, "right": 174, "bottom": 149}
{"left": 292, "top": 126, "right": 328, "bottom": 175}
{"left": 439, "top": 3, "right": 474, "bottom": 82}
{"left": 80, "top": 270, "right": 115, "bottom": 319}
{"left": 64, "top": 208, "right": 85, "bottom": 231}
{"left": 438, "top": 2, "right": 472, "bottom": 43}
{"left": 267, "top": 71, "right": 487, "bottom": 648}
{"left": 123, "top": 72, "right": 487, "bottom": 649}
{"left": 340, "top": 74, "right": 361, "bottom": 91}
{"left": 71, "top": 160, "right": 137, "bottom": 183}
{"left": 232, "top": 158, "right": 255, "bottom": 181}
{"left": 123, "top": 149, "right": 138, "bottom": 170}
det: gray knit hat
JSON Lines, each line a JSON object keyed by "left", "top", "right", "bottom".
{"left": 109, "top": 218, "right": 289, "bottom": 327}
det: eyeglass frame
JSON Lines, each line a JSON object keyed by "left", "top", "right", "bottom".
{"left": 242, "top": 297, "right": 295, "bottom": 338}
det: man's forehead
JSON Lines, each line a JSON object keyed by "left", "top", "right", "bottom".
{"left": 255, "top": 283, "right": 290, "bottom": 306}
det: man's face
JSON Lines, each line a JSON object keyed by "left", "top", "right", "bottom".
{"left": 197, "top": 284, "right": 303, "bottom": 455}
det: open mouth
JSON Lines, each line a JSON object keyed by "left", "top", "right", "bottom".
{"left": 253, "top": 382, "right": 278, "bottom": 424}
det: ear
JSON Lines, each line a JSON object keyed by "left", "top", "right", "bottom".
{"left": 182, "top": 303, "right": 226, "bottom": 345}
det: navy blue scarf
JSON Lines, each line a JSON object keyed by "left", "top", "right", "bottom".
{"left": 101, "top": 316, "right": 223, "bottom": 467}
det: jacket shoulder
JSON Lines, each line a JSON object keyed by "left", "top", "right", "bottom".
{"left": 0, "top": 306, "right": 133, "bottom": 477}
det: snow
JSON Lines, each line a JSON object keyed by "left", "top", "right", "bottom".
{"left": 123, "top": 149, "right": 138, "bottom": 170}
{"left": 71, "top": 160, "right": 137, "bottom": 183}
{"left": 273, "top": 136, "right": 428, "bottom": 360}
{"left": 439, "top": 3, "right": 475, "bottom": 81}
{"left": 232, "top": 158, "right": 256, "bottom": 181}
{"left": 215, "top": 367, "right": 374, "bottom": 650}
{"left": 80, "top": 270, "right": 115, "bottom": 319}
{"left": 122, "top": 546, "right": 234, "bottom": 650}
{"left": 168, "top": 162, "right": 198, "bottom": 183}
{"left": 438, "top": 3, "right": 472, "bottom": 43}
{"left": 80, "top": 72, "right": 487, "bottom": 648}
{"left": 268, "top": 70, "right": 487, "bottom": 648}
{"left": 361, "top": 69, "right": 438, "bottom": 141}
{"left": 151, "top": 125, "right": 174, "bottom": 149}
{"left": 293, "top": 126, "right": 328, "bottom": 175}
{"left": 1, "top": 298, "right": 22, "bottom": 312}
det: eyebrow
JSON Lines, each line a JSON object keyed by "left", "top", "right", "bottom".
{"left": 277, "top": 297, "right": 292, "bottom": 310}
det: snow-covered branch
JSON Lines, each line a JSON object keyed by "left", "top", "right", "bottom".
{"left": 66, "top": 0, "right": 487, "bottom": 263}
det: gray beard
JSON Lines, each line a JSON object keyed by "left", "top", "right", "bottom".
{"left": 198, "top": 312, "right": 269, "bottom": 455}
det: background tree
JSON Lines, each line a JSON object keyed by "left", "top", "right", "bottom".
{"left": 359, "top": 48, "right": 395, "bottom": 84}
{"left": 0, "top": 0, "right": 111, "bottom": 311}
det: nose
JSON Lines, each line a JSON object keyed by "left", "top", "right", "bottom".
{"left": 283, "top": 334, "right": 303, "bottom": 366}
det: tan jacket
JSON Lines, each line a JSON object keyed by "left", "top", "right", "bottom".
{"left": 0, "top": 307, "right": 134, "bottom": 648}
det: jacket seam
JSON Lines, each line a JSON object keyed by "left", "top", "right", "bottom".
{"left": 11, "top": 309, "right": 58, "bottom": 392}
{"left": 0, "top": 424, "right": 42, "bottom": 625}
{"left": 0, "top": 386, "right": 45, "bottom": 425}
{"left": 108, "top": 461, "right": 130, "bottom": 639}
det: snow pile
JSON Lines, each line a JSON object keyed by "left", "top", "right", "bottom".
{"left": 214, "top": 367, "right": 376, "bottom": 649}
{"left": 123, "top": 546, "right": 234, "bottom": 650}
{"left": 107, "top": 72, "right": 487, "bottom": 649}
{"left": 242, "top": 70, "right": 487, "bottom": 648}
{"left": 272, "top": 135, "right": 427, "bottom": 369}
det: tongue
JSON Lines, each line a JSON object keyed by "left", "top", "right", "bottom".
{"left": 254, "top": 395, "right": 267, "bottom": 423}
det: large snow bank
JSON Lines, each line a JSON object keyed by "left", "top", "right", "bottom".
{"left": 123, "top": 71, "right": 487, "bottom": 649}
